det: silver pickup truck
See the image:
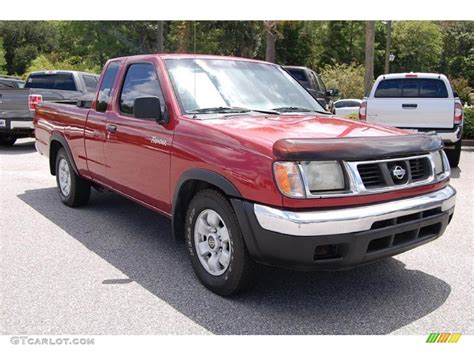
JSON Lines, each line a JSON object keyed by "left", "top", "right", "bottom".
{"left": 0, "top": 70, "right": 99, "bottom": 146}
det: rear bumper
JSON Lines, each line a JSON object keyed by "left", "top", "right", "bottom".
{"left": 232, "top": 186, "right": 456, "bottom": 270}
{"left": 437, "top": 126, "right": 463, "bottom": 145}
{"left": 405, "top": 126, "right": 462, "bottom": 145}
{"left": 0, "top": 116, "right": 34, "bottom": 136}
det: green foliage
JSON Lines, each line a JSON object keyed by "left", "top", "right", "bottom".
{"left": 318, "top": 21, "right": 366, "bottom": 68}
{"left": 0, "top": 37, "right": 7, "bottom": 74}
{"left": 0, "top": 20, "right": 472, "bottom": 85}
{"left": 391, "top": 21, "right": 443, "bottom": 72}
{"left": 439, "top": 21, "right": 474, "bottom": 86}
{"left": 320, "top": 63, "right": 365, "bottom": 99}
{"left": 167, "top": 21, "right": 263, "bottom": 58}
{"left": 344, "top": 112, "right": 359, "bottom": 120}
{"left": 450, "top": 77, "right": 472, "bottom": 105}
{"left": 463, "top": 107, "right": 474, "bottom": 139}
{"left": 24, "top": 55, "right": 101, "bottom": 78}
{"left": 0, "top": 21, "right": 59, "bottom": 75}
{"left": 276, "top": 21, "right": 318, "bottom": 67}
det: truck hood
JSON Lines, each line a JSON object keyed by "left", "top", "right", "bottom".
{"left": 194, "top": 113, "right": 413, "bottom": 158}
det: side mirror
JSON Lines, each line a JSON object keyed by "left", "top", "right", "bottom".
{"left": 453, "top": 91, "right": 459, "bottom": 98}
{"left": 133, "top": 96, "right": 165, "bottom": 123}
{"left": 327, "top": 88, "right": 339, "bottom": 97}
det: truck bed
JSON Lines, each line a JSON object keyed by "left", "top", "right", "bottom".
{"left": 35, "top": 102, "right": 90, "bottom": 176}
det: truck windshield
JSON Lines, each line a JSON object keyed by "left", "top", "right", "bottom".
{"left": 165, "top": 58, "right": 325, "bottom": 115}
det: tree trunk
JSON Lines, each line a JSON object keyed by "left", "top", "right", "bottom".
{"left": 364, "top": 21, "right": 376, "bottom": 96}
{"left": 264, "top": 21, "right": 278, "bottom": 63}
{"left": 157, "top": 21, "right": 165, "bottom": 53}
{"left": 266, "top": 31, "right": 276, "bottom": 63}
{"left": 384, "top": 21, "right": 392, "bottom": 74}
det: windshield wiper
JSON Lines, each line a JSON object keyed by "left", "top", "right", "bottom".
{"left": 188, "top": 106, "right": 250, "bottom": 114}
{"left": 188, "top": 106, "right": 280, "bottom": 115}
{"left": 271, "top": 106, "right": 331, "bottom": 115}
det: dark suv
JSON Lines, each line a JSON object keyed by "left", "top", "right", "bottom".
{"left": 283, "top": 66, "right": 338, "bottom": 110}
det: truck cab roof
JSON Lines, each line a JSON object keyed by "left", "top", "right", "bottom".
{"left": 377, "top": 73, "right": 448, "bottom": 80}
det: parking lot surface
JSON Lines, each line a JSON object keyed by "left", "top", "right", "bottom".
{"left": 1, "top": 139, "right": 473, "bottom": 335}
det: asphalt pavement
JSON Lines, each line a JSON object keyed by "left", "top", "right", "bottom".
{"left": 1, "top": 139, "right": 472, "bottom": 335}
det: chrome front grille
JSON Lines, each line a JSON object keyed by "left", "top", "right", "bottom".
{"left": 357, "top": 156, "right": 431, "bottom": 190}
{"left": 409, "top": 158, "right": 430, "bottom": 181}
{"left": 357, "top": 163, "right": 384, "bottom": 188}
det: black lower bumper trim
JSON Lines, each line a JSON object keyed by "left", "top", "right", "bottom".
{"left": 231, "top": 199, "right": 454, "bottom": 271}
{"left": 0, "top": 117, "right": 34, "bottom": 137}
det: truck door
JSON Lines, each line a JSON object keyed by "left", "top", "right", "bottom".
{"left": 84, "top": 61, "right": 120, "bottom": 181}
{"left": 104, "top": 61, "right": 172, "bottom": 212}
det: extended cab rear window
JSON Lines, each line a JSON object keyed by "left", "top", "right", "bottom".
{"left": 374, "top": 78, "right": 448, "bottom": 98}
{"left": 25, "top": 73, "right": 76, "bottom": 91}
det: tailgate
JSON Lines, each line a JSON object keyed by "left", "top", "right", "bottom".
{"left": 367, "top": 98, "right": 454, "bottom": 129}
{"left": 0, "top": 88, "right": 30, "bottom": 119}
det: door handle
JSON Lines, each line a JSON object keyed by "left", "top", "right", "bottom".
{"left": 402, "top": 104, "right": 417, "bottom": 109}
{"left": 106, "top": 124, "right": 117, "bottom": 133}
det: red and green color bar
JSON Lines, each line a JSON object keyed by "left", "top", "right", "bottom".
{"left": 426, "top": 333, "right": 462, "bottom": 343}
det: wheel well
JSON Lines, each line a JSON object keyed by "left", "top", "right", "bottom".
{"left": 172, "top": 180, "right": 227, "bottom": 242}
{"left": 49, "top": 140, "right": 63, "bottom": 175}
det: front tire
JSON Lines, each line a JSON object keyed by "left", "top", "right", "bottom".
{"left": 185, "top": 189, "right": 255, "bottom": 296}
{"left": 55, "top": 148, "right": 91, "bottom": 207}
{"left": 445, "top": 139, "right": 461, "bottom": 168}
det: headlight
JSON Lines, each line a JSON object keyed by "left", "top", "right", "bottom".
{"left": 300, "top": 161, "right": 345, "bottom": 192}
{"left": 430, "top": 151, "right": 444, "bottom": 175}
{"left": 273, "top": 162, "right": 305, "bottom": 198}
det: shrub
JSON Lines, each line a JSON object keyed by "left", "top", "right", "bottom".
{"left": 342, "top": 112, "right": 359, "bottom": 120}
{"left": 450, "top": 77, "right": 472, "bottom": 105}
{"left": 320, "top": 63, "right": 365, "bottom": 99}
{"left": 463, "top": 107, "right": 474, "bottom": 139}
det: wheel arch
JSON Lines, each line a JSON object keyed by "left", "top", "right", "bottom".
{"left": 171, "top": 169, "right": 242, "bottom": 242}
{"left": 49, "top": 132, "right": 79, "bottom": 176}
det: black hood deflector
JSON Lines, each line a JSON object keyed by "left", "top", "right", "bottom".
{"left": 273, "top": 133, "right": 443, "bottom": 161}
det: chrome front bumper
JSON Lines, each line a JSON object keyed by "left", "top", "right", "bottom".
{"left": 254, "top": 186, "right": 456, "bottom": 236}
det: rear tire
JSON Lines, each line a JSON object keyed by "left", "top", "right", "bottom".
{"left": 445, "top": 139, "right": 461, "bottom": 168}
{"left": 185, "top": 189, "right": 255, "bottom": 296}
{"left": 0, "top": 135, "right": 17, "bottom": 146}
{"left": 55, "top": 148, "right": 91, "bottom": 207}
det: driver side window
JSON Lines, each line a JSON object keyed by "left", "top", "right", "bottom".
{"left": 119, "top": 63, "right": 165, "bottom": 117}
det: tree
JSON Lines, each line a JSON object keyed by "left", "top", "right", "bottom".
{"left": 384, "top": 21, "right": 392, "bottom": 74}
{"left": 364, "top": 21, "right": 375, "bottom": 96}
{"left": 0, "top": 21, "right": 59, "bottom": 75}
{"left": 0, "top": 37, "right": 7, "bottom": 75}
{"left": 166, "top": 21, "right": 263, "bottom": 58}
{"left": 318, "top": 21, "right": 365, "bottom": 67}
{"left": 264, "top": 21, "right": 279, "bottom": 63}
{"left": 390, "top": 21, "right": 443, "bottom": 73}
{"left": 276, "top": 21, "right": 316, "bottom": 66}
{"left": 439, "top": 21, "right": 474, "bottom": 85}
{"left": 157, "top": 21, "right": 165, "bottom": 53}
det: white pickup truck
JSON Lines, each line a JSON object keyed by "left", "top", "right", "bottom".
{"left": 359, "top": 73, "right": 464, "bottom": 167}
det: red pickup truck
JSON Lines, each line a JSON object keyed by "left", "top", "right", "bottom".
{"left": 34, "top": 54, "right": 456, "bottom": 296}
